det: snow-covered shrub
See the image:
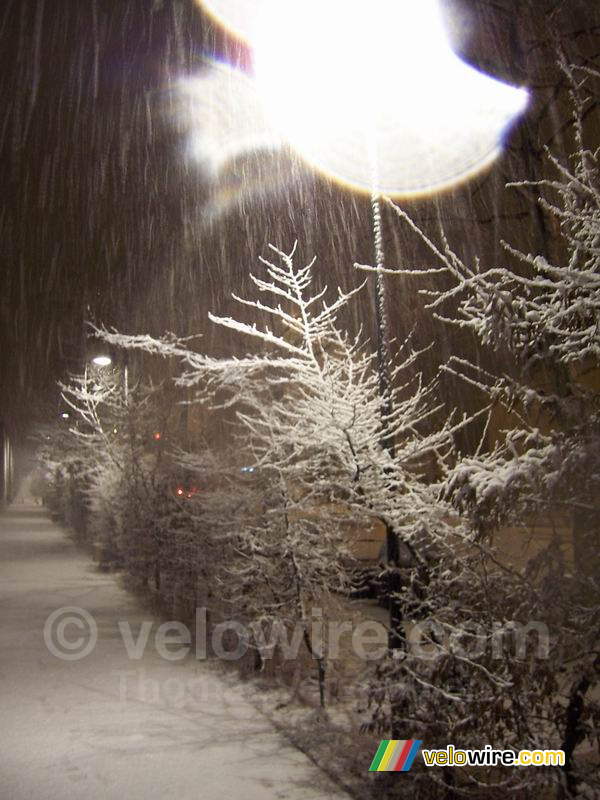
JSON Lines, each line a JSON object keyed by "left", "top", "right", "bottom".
{"left": 365, "top": 66, "right": 600, "bottom": 798}
{"left": 32, "top": 354, "right": 224, "bottom": 635}
{"left": 36, "top": 421, "right": 93, "bottom": 533}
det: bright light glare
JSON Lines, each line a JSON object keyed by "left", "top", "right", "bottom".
{"left": 92, "top": 355, "right": 112, "bottom": 367}
{"left": 195, "top": 2, "right": 529, "bottom": 195}
{"left": 251, "top": 0, "right": 528, "bottom": 195}
{"left": 179, "top": 63, "right": 282, "bottom": 175}
{"left": 195, "top": 0, "right": 528, "bottom": 196}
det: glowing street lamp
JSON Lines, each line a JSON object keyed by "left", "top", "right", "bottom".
{"left": 199, "top": 0, "right": 528, "bottom": 196}
{"left": 88, "top": 353, "right": 129, "bottom": 401}
{"left": 91, "top": 355, "right": 113, "bottom": 368}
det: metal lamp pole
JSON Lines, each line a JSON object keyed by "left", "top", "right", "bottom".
{"left": 370, "top": 189, "right": 404, "bottom": 651}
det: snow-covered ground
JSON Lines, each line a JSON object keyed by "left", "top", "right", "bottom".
{"left": 0, "top": 503, "right": 349, "bottom": 800}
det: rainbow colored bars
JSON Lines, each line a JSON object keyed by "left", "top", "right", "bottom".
{"left": 369, "top": 739, "right": 423, "bottom": 772}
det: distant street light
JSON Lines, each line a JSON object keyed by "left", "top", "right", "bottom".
{"left": 91, "top": 355, "right": 113, "bottom": 368}
{"left": 87, "top": 352, "right": 129, "bottom": 402}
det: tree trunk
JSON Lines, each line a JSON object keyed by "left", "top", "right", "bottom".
{"left": 560, "top": 673, "right": 591, "bottom": 797}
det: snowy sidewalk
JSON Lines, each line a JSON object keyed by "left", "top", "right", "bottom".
{"left": 0, "top": 504, "right": 349, "bottom": 800}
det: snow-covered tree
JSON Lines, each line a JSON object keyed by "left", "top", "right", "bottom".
{"left": 35, "top": 417, "right": 94, "bottom": 533}
{"left": 99, "top": 243, "right": 457, "bottom": 706}
{"left": 42, "top": 363, "right": 217, "bottom": 614}
{"left": 363, "top": 66, "right": 600, "bottom": 798}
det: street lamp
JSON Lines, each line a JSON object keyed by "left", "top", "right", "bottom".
{"left": 195, "top": 0, "right": 528, "bottom": 431}
{"left": 197, "top": 0, "right": 529, "bottom": 648}
{"left": 199, "top": 0, "right": 528, "bottom": 196}
{"left": 87, "top": 352, "right": 129, "bottom": 402}
{"left": 91, "top": 355, "right": 112, "bottom": 368}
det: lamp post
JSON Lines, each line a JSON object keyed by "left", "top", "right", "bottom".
{"left": 198, "top": 0, "right": 529, "bottom": 647}
{"left": 88, "top": 352, "right": 129, "bottom": 403}
{"left": 197, "top": 0, "right": 528, "bottom": 441}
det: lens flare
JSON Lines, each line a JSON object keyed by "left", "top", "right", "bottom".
{"left": 178, "top": 62, "right": 283, "bottom": 175}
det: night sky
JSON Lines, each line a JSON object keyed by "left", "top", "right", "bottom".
{"left": 1, "top": 0, "right": 598, "bottom": 441}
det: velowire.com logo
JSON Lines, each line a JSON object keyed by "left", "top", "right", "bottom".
{"left": 369, "top": 739, "right": 422, "bottom": 773}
